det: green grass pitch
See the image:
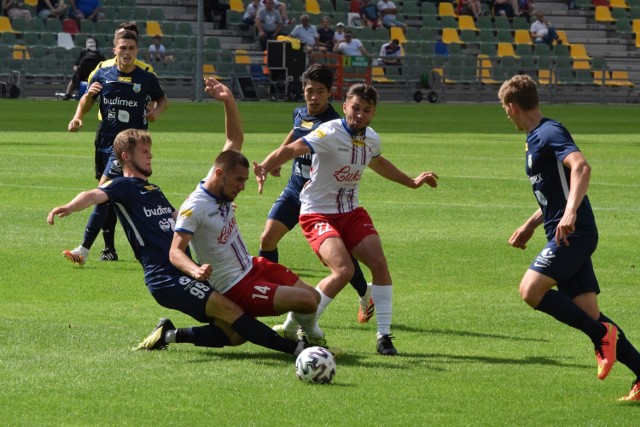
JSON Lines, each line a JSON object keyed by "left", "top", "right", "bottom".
{"left": 1, "top": 98, "right": 639, "bottom": 425}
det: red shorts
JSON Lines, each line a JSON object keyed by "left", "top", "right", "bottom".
{"left": 299, "top": 207, "right": 378, "bottom": 257}
{"left": 222, "top": 257, "right": 299, "bottom": 317}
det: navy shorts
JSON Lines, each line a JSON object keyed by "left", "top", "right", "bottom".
{"left": 148, "top": 274, "right": 216, "bottom": 324}
{"left": 529, "top": 234, "right": 600, "bottom": 299}
{"left": 102, "top": 152, "right": 123, "bottom": 180}
{"left": 267, "top": 192, "right": 302, "bottom": 230}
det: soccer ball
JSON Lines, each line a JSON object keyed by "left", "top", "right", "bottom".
{"left": 295, "top": 346, "right": 336, "bottom": 384}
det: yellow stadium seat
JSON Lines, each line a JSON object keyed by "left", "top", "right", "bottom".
{"left": 306, "top": 0, "right": 321, "bottom": 14}
{"left": 538, "top": 69, "right": 554, "bottom": 85}
{"left": 372, "top": 66, "right": 395, "bottom": 83}
{"left": 439, "top": 2, "right": 457, "bottom": 17}
{"left": 389, "top": 26, "right": 407, "bottom": 43}
{"left": 458, "top": 15, "right": 478, "bottom": 31}
{"left": 592, "top": 70, "right": 610, "bottom": 85}
{"left": 633, "top": 19, "right": 640, "bottom": 34}
{"left": 555, "top": 30, "right": 570, "bottom": 45}
{"left": 13, "top": 44, "right": 29, "bottom": 59}
{"left": 514, "top": 29, "right": 532, "bottom": 44}
{"left": 570, "top": 43, "right": 591, "bottom": 60}
{"left": 609, "top": 0, "right": 628, "bottom": 8}
{"left": 442, "top": 28, "right": 462, "bottom": 44}
{"left": 23, "top": 0, "right": 37, "bottom": 5}
{"left": 0, "top": 16, "right": 15, "bottom": 33}
{"left": 497, "top": 42, "right": 518, "bottom": 57}
{"left": 476, "top": 54, "right": 499, "bottom": 84}
{"left": 146, "top": 21, "right": 163, "bottom": 36}
{"left": 229, "top": 0, "right": 244, "bottom": 12}
{"left": 636, "top": 31, "right": 640, "bottom": 48}
{"left": 594, "top": 6, "right": 615, "bottom": 22}
{"left": 573, "top": 59, "right": 591, "bottom": 69}
{"left": 611, "top": 70, "right": 634, "bottom": 87}
{"left": 235, "top": 49, "right": 251, "bottom": 64}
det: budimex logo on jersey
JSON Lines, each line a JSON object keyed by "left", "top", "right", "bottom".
{"left": 133, "top": 83, "right": 141, "bottom": 93}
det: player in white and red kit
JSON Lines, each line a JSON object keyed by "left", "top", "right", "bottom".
{"left": 254, "top": 83, "right": 439, "bottom": 355}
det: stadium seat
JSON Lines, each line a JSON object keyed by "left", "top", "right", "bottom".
{"left": 555, "top": 30, "right": 570, "bottom": 45}
{"left": 570, "top": 43, "right": 591, "bottom": 60}
{"left": 514, "top": 29, "right": 532, "bottom": 45}
{"left": 438, "top": 2, "right": 457, "bottom": 17}
{"left": 0, "top": 16, "right": 14, "bottom": 33}
{"left": 632, "top": 18, "right": 640, "bottom": 33}
{"left": 46, "top": 18, "right": 63, "bottom": 33}
{"left": 229, "top": 0, "right": 245, "bottom": 12}
{"left": 610, "top": 0, "right": 629, "bottom": 8}
{"left": 146, "top": 21, "right": 164, "bottom": 37}
{"left": 611, "top": 70, "right": 634, "bottom": 86}
{"left": 476, "top": 54, "right": 500, "bottom": 84}
{"left": 494, "top": 16, "right": 512, "bottom": 33}
{"left": 497, "top": 42, "right": 517, "bottom": 57}
{"left": 389, "top": 26, "right": 406, "bottom": 43}
{"left": 421, "top": 2, "right": 437, "bottom": 15}
{"left": 442, "top": 28, "right": 462, "bottom": 44}
{"left": 460, "top": 29, "right": 479, "bottom": 45}
{"left": 235, "top": 49, "right": 251, "bottom": 64}
{"left": 595, "top": 6, "right": 615, "bottom": 22}
{"left": 63, "top": 18, "right": 79, "bottom": 34}
{"left": 458, "top": 15, "right": 478, "bottom": 31}
{"left": 306, "top": 0, "right": 321, "bottom": 15}
{"left": 13, "top": 44, "right": 30, "bottom": 59}
{"left": 372, "top": 66, "right": 395, "bottom": 83}
{"left": 515, "top": 44, "right": 533, "bottom": 57}
{"left": 11, "top": 17, "right": 27, "bottom": 33}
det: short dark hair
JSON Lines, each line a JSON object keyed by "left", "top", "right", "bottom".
{"left": 117, "top": 21, "right": 140, "bottom": 36}
{"left": 345, "top": 83, "right": 378, "bottom": 107}
{"left": 114, "top": 30, "right": 138, "bottom": 46}
{"left": 498, "top": 74, "right": 539, "bottom": 111}
{"left": 302, "top": 63, "right": 334, "bottom": 91}
{"left": 214, "top": 150, "right": 250, "bottom": 173}
{"left": 114, "top": 129, "right": 152, "bottom": 164}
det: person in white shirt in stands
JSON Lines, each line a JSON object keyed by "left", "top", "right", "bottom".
{"left": 290, "top": 14, "right": 319, "bottom": 54}
{"left": 333, "top": 29, "right": 369, "bottom": 56}
{"left": 333, "top": 21, "right": 346, "bottom": 45}
{"left": 376, "top": 0, "right": 406, "bottom": 34}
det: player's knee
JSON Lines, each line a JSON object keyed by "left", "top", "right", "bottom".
{"left": 366, "top": 256, "right": 389, "bottom": 279}
{"left": 519, "top": 281, "right": 541, "bottom": 308}
{"left": 297, "top": 291, "right": 319, "bottom": 314}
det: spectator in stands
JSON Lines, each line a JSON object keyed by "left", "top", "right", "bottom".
{"left": 316, "top": 16, "right": 335, "bottom": 53}
{"left": 517, "top": 0, "right": 534, "bottom": 22}
{"left": 359, "top": 0, "right": 380, "bottom": 29}
{"left": 333, "top": 28, "right": 369, "bottom": 56}
{"left": 147, "top": 35, "right": 174, "bottom": 64}
{"left": 290, "top": 14, "right": 319, "bottom": 54}
{"left": 457, "top": 0, "right": 483, "bottom": 18}
{"left": 493, "top": 0, "right": 519, "bottom": 18}
{"left": 62, "top": 37, "right": 105, "bottom": 100}
{"left": 256, "top": 0, "right": 283, "bottom": 51}
{"left": 261, "top": 0, "right": 293, "bottom": 26}
{"left": 2, "top": 0, "right": 32, "bottom": 22}
{"left": 68, "top": 0, "right": 104, "bottom": 22}
{"left": 530, "top": 10, "right": 561, "bottom": 46}
{"left": 204, "top": 0, "right": 229, "bottom": 30}
{"left": 378, "top": 38, "right": 402, "bottom": 66}
{"left": 377, "top": 0, "right": 406, "bottom": 33}
{"left": 334, "top": 21, "right": 346, "bottom": 44}
{"left": 243, "top": 0, "right": 261, "bottom": 25}
{"left": 36, "top": 0, "right": 67, "bottom": 20}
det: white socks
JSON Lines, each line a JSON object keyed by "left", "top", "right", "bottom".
{"left": 371, "top": 284, "right": 393, "bottom": 336}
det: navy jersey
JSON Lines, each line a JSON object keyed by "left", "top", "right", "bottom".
{"left": 99, "top": 177, "right": 184, "bottom": 288}
{"left": 90, "top": 65, "right": 165, "bottom": 154}
{"left": 284, "top": 104, "right": 341, "bottom": 199}
{"left": 525, "top": 118, "right": 597, "bottom": 240}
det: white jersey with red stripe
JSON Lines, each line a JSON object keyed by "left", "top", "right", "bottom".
{"left": 300, "top": 118, "right": 381, "bottom": 214}
{"left": 175, "top": 183, "right": 253, "bottom": 294}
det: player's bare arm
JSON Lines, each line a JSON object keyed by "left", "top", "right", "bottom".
{"left": 555, "top": 151, "right": 591, "bottom": 247}
{"left": 253, "top": 139, "right": 310, "bottom": 194}
{"left": 145, "top": 95, "right": 169, "bottom": 122}
{"left": 509, "top": 208, "right": 543, "bottom": 250}
{"left": 368, "top": 156, "right": 439, "bottom": 189}
{"left": 169, "top": 231, "right": 213, "bottom": 281}
{"left": 68, "top": 82, "right": 101, "bottom": 132}
{"left": 203, "top": 78, "right": 244, "bottom": 153}
{"left": 47, "top": 189, "right": 109, "bottom": 224}
{"left": 269, "top": 130, "right": 297, "bottom": 177}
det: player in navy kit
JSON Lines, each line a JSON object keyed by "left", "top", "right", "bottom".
{"left": 499, "top": 74, "right": 640, "bottom": 401}
{"left": 48, "top": 79, "right": 308, "bottom": 358}
{"left": 257, "top": 64, "right": 374, "bottom": 326}
{"left": 62, "top": 29, "right": 168, "bottom": 266}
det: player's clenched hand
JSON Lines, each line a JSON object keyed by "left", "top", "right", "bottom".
{"left": 508, "top": 224, "right": 535, "bottom": 250}
{"left": 252, "top": 161, "right": 267, "bottom": 194}
{"left": 68, "top": 118, "right": 82, "bottom": 132}
{"left": 413, "top": 171, "right": 439, "bottom": 189}
{"left": 555, "top": 211, "right": 575, "bottom": 247}
{"left": 86, "top": 82, "right": 102, "bottom": 96}
{"left": 47, "top": 206, "right": 71, "bottom": 225}
{"left": 192, "top": 264, "right": 212, "bottom": 281}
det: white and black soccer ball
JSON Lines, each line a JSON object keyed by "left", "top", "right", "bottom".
{"left": 295, "top": 346, "right": 336, "bottom": 384}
